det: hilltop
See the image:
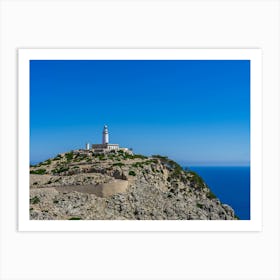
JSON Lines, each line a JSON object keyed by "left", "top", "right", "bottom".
{"left": 30, "top": 150, "right": 237, "bottom": 220}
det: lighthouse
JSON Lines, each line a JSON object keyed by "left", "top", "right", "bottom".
{"left": 102, "top": 125, "right": 109, "bottom": 144}
{"left": 90, "top": 125, "right": 133, "bottom": 154}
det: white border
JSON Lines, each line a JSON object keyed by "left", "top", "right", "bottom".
{"left": 18, "top": 49, "right": 262, "bottom": 232}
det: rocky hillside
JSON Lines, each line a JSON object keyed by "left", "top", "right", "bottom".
{"left": 30, "top": 150, "right": 237, "bottom": 220}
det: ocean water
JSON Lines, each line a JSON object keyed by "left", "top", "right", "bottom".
{"left": 188, "top": 166, "right": 250, "bottom": 220}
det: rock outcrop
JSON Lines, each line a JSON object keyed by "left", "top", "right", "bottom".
{"left": 29, "top": 150, "right": 237, "bottom": 220}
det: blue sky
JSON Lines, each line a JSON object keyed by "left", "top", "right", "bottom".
{"left": 30, "top": 60, "right": 250, "bottom": 166}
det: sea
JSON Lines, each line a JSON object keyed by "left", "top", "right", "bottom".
{"left": 188, "top": 166, "right": 250, "bottom": 220}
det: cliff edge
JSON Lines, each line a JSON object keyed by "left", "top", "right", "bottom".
{"left": 30, "top": 150, "right": 237, "bottom": 220}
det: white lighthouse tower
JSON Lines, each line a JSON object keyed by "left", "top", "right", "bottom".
{"left": 102, "top": 125, "right": 109, "bottom": 144}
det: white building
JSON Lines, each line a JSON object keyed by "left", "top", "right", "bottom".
{"left": 89, "top": 125, "right": 132, "bottom": 154}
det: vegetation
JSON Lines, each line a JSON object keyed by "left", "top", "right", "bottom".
{"left": 65, "top": 151, "right": 74, "bottom": 161}
{"left": 30, "top": 169, "right": 46, "bottom": 175}
{"left": 132, "top": 162, "right": 144, "bottom": 168}
{"left": 30, "top": 196, "right": 40, "bottom": 204}
{"left": 112, "top": 162, "right": 125, "bottom": 167}
{"left": 51, "top": 166, "right": 69, "bottom": 174}
{"left": 196, "top": 203, "right": 203, "bottom": 209}
{"left": 95, "top": 154, "right": 105, "bottom": 160}
{"left": 206, "top": 191, "right": 217, "bottom": 199}
{"left": 53, "top": 154, "right": 62, "bottom": 161}
{"left": 187, "top": 171, "right": 205, "bottom": 189}
{"left": 41, "top": 159, "right": 51, "bottom": 165}
{"left": 116, "top": 151, "right": 148, "bottom": 160}
{"left": 152, "top": 155, "right": 182, "bottom": 171}
{"left": 129, "top": 170, "right": 136, "bottom": 176}
{"left": 152, "top": 155, "right": 168, "bottom": 160}
{"left": 132, "top": 154, "right": 148, "bottom": 159}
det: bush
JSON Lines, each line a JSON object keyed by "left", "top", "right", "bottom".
{"left": 53, "top": 154, "right": 62, "bottom": 161}
{"left": 113, "top": 162, "right": 124, "bottom": 167}
{"left": 133, "top": 154, "right": 147, "bottom": 159}
{"left": 30, "top": 196, "right": 40, "bottom": 204}
{"left": 51, "top": 166, "right": 69, "bottom": 174}
{"left": 41, "top": 159, "right": 51, "bottom": 165}
{"left": 65, "top": 151, "right": 74, "bottom": 161}
{"left": 196, "top": 203, "right": 203, "bottom": 209}
{"left": 30, "top": 169, "right": 46, "bottom": 175}
{"left": 152, "top": 155, "right": 168, "bottom": 160}
{"left": 132, "top": 162, "right": 143, "bottom": 168}
{"left": 129, "top": 170, "right": 136, "bottom": 176}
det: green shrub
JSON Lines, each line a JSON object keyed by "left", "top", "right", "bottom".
{"left": 53, "top": 154, "right": 62, "bottom": 161}
{"left": 196, "top": 203, "right": 203, "bottom": 209}
{"left": 51, "top": 166, "right": 69, "bottom": 174}
{"left": 41, "top": 159, "right": 51, "bottom": 165}
{"left": 96, "top": 154, "right": 105, "bottom": 160}
{"left": 133, "top": 154, "right": 147, "bottom": 159}
{"left": 113, "top": 162, "right": 125, "bottom": 167}
{"left": 152, "top": 155, "right": 168, "bottom": 160}
{"left": 30, "top": 196, "right": 40, "bottom": 204}
{"left": 129, "top": 170, "right": 136, "bottom": 176}
{"left": 132, "top": 162, "right": 143, "bottom": 168}
{"left": 30, "top": 169, "right": 46, "bottom": 175}
{"left": 65, "top": 151, "right": 74, "bottom": 161}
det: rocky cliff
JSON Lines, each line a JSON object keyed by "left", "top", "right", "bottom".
{"left": 30, "top": 150, "right": 237, "bottom": 220}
